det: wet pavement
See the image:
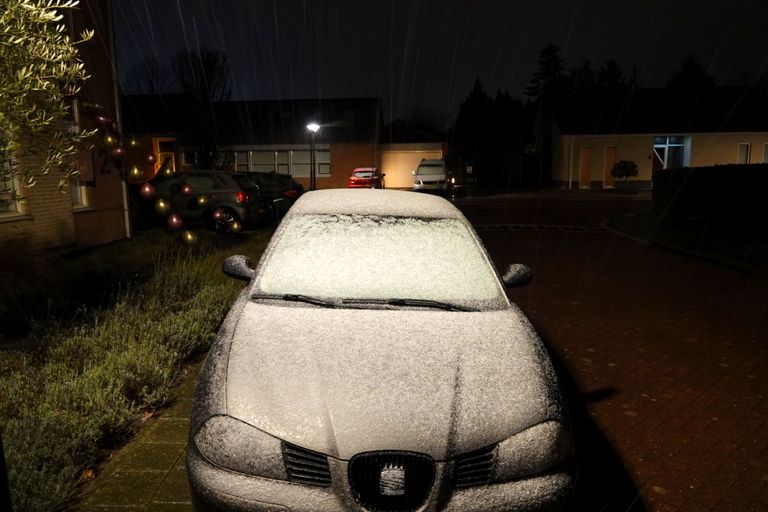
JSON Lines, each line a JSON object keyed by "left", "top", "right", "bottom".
{"left": 467, "top": 200, "right": 768, "bottom": 511}
{"left": 73, "top": 194, "right": 767, "bottom": 511}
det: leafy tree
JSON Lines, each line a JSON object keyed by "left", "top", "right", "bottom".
{"left": 171, "top": 48, "right": 232, "bottom": 169}
{"left": 124, "top": 55, "right": 175, "bottom": 95}
{"left": 667, "top": 53, "right": 715, "bottom": 91}
{"left": 0, "top": 0, "right": 96, "bottom": 192}
{"left": 611, "top": 160, "right": 638, "bottom": 180}
{"left": 525, "top": 42, "right": 566, "bottom": 99}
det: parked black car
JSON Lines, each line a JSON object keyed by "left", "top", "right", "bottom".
{"left": 232, "top": 171, "right": 303, "bottom": 221}
{"left": 131, "top": 170, "right": 266, "bottom": 232}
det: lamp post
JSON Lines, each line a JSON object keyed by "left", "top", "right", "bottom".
{"left": 306, "top": 122, "right": 320, "bottom": 190}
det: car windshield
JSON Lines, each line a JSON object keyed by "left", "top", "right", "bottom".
{"left": 255, "top": 214, "right": 504, "bottom": 309}
{"left": 417, "top": 165, "right": 445, "bottom": 175}
{"left": 353, "top": 171, "right": 373, "bottom": 178}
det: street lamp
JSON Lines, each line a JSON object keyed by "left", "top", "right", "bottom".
{"left": 306, "top": 122, "right": 320, "bottom": 190}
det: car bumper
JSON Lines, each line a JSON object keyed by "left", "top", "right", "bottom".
{"left": 188, "top": 443, "right": 572, "bottom": 512}
{"left": 413, "top": 182, "right": 448, "bottom": 191}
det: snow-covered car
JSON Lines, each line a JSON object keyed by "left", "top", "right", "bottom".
{"left": 187, "top": 189, "right": 574, "bottom": 511}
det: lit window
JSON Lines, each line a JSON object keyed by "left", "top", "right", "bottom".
{"left": 653, "top": 136, "right": 689, "bottom": 170}
{"left": 157, "top": 152, "right": 176, "bottom": 174}
{"left": 70, "top": 178, "right": 87, "bottom": 209}
{"left": 737, "top": 143, "right": 751, "bottom": 164}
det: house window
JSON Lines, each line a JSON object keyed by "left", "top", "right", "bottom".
{"left": 70, "top": 178, "right": 87, "bottom": 209}
{"left": 653, "top": 135, "right": 689, "bottom": 170}
{"left": 737, "top": 143, "right": 751, "bottom": 164}
{"left": 290, "top": 150, "right": 310, "bottom": 177}
{"left": 182, "top": 151, "right": 198, "bottom": 167}
{"left": 1, "top": 174, "right": 21, "bottom": 216}
{"left": 251, "top": 151, "right": 276, "bottom": 173}
{"left": 234, "top": 151, "right": 249, "bottom": 172}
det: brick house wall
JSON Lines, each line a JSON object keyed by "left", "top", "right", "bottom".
{"left": 0, "top": 0, "right": 128, "bottom": 251}
{"left": 0, "top": 156, "right": 77, "bottom": 249}
{"left": 71, "top": 0, "right": 128, "bottom": 247}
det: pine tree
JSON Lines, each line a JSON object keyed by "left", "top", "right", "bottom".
{"left": 525, "top": 43, "right": 566, "bottom": 98}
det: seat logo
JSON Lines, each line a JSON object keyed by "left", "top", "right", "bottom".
{"left": 379, "top": 463, "right": 406, "bottom": 496}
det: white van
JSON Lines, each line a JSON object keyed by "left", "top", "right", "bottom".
{"left": 412, "top": 159, "right": 447, "bottom": 192}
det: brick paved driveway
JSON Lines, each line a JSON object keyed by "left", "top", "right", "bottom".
{"left": 460, "top": 199, "right": 768, "bottom": 511}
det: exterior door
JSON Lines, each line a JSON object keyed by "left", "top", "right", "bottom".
{"left": 579, "top": 147, "right": 592, "bottom": 189}
{"left": 603, "top": 146, "right": 616, "bottom": 188}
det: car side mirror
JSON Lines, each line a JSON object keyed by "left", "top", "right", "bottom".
{"left": 381, "top": 173, "right": 386, "bottom": 177}
{"left": 222, "top": 255, "right": 254, "bottom": 281}
{"left": 502, "top": 263, "right": 533, "bottom": 287}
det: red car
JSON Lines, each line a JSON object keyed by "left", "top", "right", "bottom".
{"left": 347, "top": 167, "right": 385, "bottom": 189}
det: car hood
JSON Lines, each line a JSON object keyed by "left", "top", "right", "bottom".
{"left": 225, "top": 302, "right": 563, "bottom": 461}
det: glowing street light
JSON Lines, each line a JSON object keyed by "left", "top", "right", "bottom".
{"left": 306, "top": 122, "right": 320, "bottom": 190}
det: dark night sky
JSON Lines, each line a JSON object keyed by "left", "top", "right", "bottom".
{"left": 113, "top": 0, "right": 768, "bottom": 123}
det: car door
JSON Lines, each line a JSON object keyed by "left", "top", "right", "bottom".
{"left": 174, "top": 174, "right": 219, "bottom": 223}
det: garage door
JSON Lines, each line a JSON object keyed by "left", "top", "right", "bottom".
{"left": 381, "top": 151, "right": 443, "bottom": 189}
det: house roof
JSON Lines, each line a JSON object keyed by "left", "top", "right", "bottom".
{"left": 121, "top": 95, "right": 381, "bottom": 144}
{"left": 555, "top": 87, "right": 768, "bottom": 135}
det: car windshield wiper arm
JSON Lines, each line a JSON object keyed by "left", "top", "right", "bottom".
{"left": 341, "top": 297, "right": 476, "bottom": 312}
{"left": 251, "top": 293, "right": 338, "bottom": 308}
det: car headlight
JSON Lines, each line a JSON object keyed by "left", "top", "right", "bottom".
{"left": 493, "top": 420, "right": 572, "bottom": 482}
{"left": 194, "top": 415, "right": 288, "bottom": 480}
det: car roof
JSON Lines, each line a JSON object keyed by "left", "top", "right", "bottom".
{"left": 288, "top": 189, "right": 464, "bottom": 219}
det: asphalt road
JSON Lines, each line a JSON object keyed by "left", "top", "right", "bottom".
{"left": 455, "top": 196, "right": 768, "bottom": 511}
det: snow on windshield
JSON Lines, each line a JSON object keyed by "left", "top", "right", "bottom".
{"left": 258, "top": 214, "right": 501, "bottom": 303}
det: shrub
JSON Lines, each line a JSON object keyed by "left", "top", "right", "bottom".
{"left": 610, "top": 160, "right": 639, "bottom": 180}
{"left": 0, "top": 230, "right": 269, "bottom": 511}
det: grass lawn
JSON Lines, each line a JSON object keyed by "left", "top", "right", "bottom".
{"left": 0, "top": 227, "right": 271, "bottom": 512}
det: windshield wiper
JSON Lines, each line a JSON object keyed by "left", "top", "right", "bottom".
{"left": 341, "top": 298, "right": 476, "bottom": 312}
{"left": 251, "top": 293, "right": 338, "bottom": 308}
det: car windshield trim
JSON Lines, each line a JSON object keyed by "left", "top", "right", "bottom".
{"left": 251, "top": 293, "right": 338, "bottom": 308}
{"left": 341, "top": 297, "right": 477, "bottom": 312}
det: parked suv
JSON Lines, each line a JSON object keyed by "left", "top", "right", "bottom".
{"left": 412, "top": 158, "right": 448, "bottom": 193}
{"left": 132, "top": 170, "right": 265, "bottom": 231}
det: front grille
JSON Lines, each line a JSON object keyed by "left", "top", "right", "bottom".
{"left": 453, "top": 444, "right": 497, "bottom": 488}
{"left": 349, "top": 451, "right": 435, "bottom": 512}
{"left": 282, "top": 442, "right": 331, "bottom": 487}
